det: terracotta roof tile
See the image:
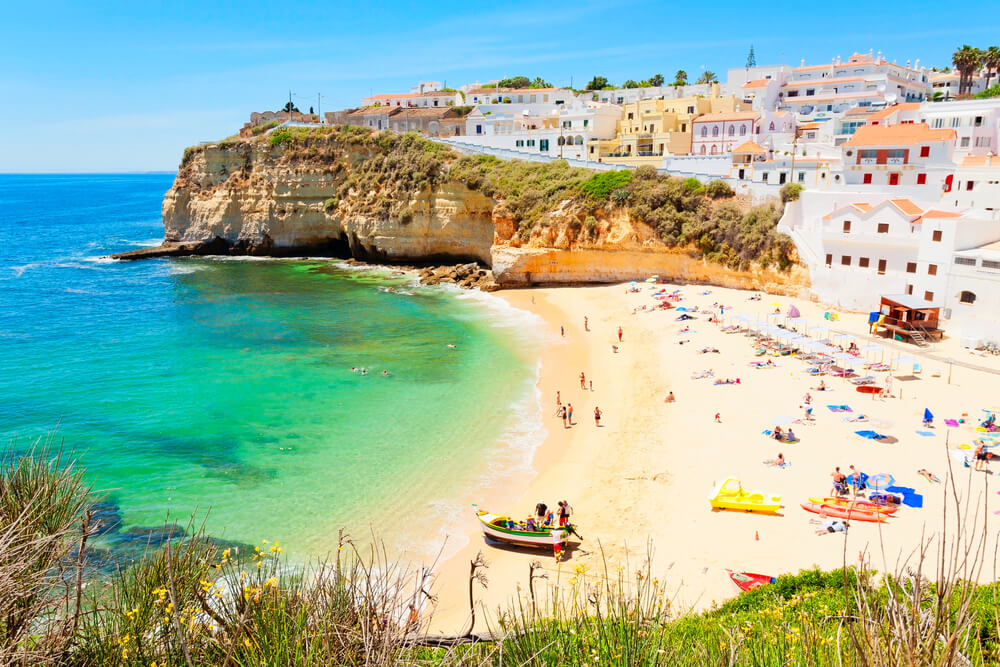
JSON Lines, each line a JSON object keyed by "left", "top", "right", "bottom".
{"left": 844, "top": 123, "right": 956, "bottom": 147}
{"left": 961, "top": 155, "right": 1000, "bottom": 167}
{"left": 743, "top": 79, "right": 771, "bottom": 88}
{"left": 693, "top": 111, "right": 758, "bottom": 123}
{"left": 865, "top": 103, "right": 921, "bottom": 121}
{"left": 732, "top": 140, "right": 766, "bottom": 154}
{"left": 890, "top": 198, "right": 923, "bottom": 215}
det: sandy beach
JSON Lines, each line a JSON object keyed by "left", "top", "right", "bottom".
{"left": 423, "top": 281, "right": 1000, "bottom": 635}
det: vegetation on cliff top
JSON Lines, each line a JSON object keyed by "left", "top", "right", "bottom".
{"left": 195, "top": 126, "right": 795, "bottom": 271}
{"left": 5, "top": 445, "right": 1000, "bottom": 665}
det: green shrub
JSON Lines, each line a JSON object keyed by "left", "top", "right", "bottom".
{"left": 610, "top": 187, "right": 630, "bottom": 206}
{"left": 580, "top": 169, "right": 633, "bottom": 199}
{"left": 584, "top": 215, "right": 597, "bottom": 237}
{"left": 682, "top": 177, "right": 703, "bottom": 193}
{"left": 780, "top": 182, "right": 804, "bottom": 202}
{"left": 704, "top": 179, "right": 734, "bottom": 198}
{"left": 269, "top": 130, "right": 294, "bottom": 147}
{"left": 323, "top": 197, "right": 338, "bottom": 210}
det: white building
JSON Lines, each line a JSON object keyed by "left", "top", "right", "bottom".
{"left": 920, "top": 98, "right": 1000, "bottom": 158}
{"left": 361, "top": 90, "right": 461, "bottom": 108}
{"left": 463, "top": 87, "right": 576, "bottom": 106}
{"left": 929, "top": 70, "right": 990, "bottom": 100}
{"left": 592, "top": 83, "right": 713, "bottom": 105}
{"left": 777, "top": 52, "right": 931, "bottom": 120}
{"left": 456, "top": 100, "right": 620, "bottom": 160}
{"left": 946, "top": 154, "right": 1000, "bottom": 211}
{"left": 691, "top": 111, "right": 759, "bottom": 155}
{"left": 838, "top": 122, "right": 956, "bottom": 196}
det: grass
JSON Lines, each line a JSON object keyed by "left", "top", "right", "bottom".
{"left": 4, "top": 444, "right": 1000, "bottom": 664}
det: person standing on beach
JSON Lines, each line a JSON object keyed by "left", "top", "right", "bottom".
{"left": 561, "top": 325, "right": 565, "bottom": 337}
{"left": 580, "top": 372, "right": 586, "bottom": 389}
{"left": 584, "top": 316, "right": 589, "bottom": 331}
{"left": 594, "top": 407, "right": 602, "bottom": 426}
{"left": 618, "top": 326, "right": 623, "bottom": 342}
{"left": 589, "top": 380, "right": 593, "bottom": 392}
{"left": 560, "top": 405, "right": 568, "bottom": 429}
{"left": 556, "top": 391, "right": 561, "bottom": 406}
{"left": 567, "top": 403, "right": 574, "bottom": 425}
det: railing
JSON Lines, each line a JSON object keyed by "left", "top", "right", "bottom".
{"left": 886, "top": 157, "right": 905, "bottom": 166}
{"left": 860, "top": 158, "right": 877, "bottom": 165}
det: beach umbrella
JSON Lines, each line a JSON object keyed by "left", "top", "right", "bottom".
{"left": 811, "top": 325, "right": 830, "bottom": 337}
{"left": 645, "top": 277, "right": 657, "bottom": 283}
{"left": 924, "top": 408, "right": 934, "bottom": 423}
{"left": 861, "top": 344, "right": 882, "bottom": 351}
{"left": 834, "top": 352, "right": 858, "bottom": 365}
{"left": 787, "top": 305, "right": 801, "bottom": 318}
{"left": 833, "top": 333, "right": 853, "bottom": 343}
{"left": 869, "top": 473, "right": 895, "bottom": 490}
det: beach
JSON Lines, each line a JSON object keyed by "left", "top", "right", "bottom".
{"left": 425, "top": 281, "right": 1000, "bottom": 634}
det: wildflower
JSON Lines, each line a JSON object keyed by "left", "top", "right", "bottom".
{"left": 264, "top": 577, "right": 277, "bottom": 588}
{"left": 200, "top": 580, "right": 212, "bottom": 592}
{"left": 262, "top": 539, "right": 268, "bottom": 544}
{"left": 244, "top": 637, "right": 251, "bottom": 648}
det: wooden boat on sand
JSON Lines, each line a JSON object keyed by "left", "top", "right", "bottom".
{"left": 475, "top": 509, "right": 576, "bottom": 550}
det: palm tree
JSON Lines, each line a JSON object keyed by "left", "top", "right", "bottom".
{"left": 674, "top": 70, "right": 688, "bottom": 86}
{"left": 697, "top": 71, "right": 718, "bottom": 84}
{"left": 983, "top": 46, "right": 1000, "bottom": 89}
{"left": 952, "top": 45, "right": 984, "bottom": 95}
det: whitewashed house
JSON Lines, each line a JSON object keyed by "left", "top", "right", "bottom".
{"left": 691, "top": 111, "right": 759, "bottom": 155}
{"left": 838, "top": 122, "right": 956, "bottom": 196}
{"left": 920, "top": 99, "right": 1000, "bottom": 158}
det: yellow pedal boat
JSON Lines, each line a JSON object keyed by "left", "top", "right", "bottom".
{"left": 709, "top": 478, "right": 782, "bottom": 514}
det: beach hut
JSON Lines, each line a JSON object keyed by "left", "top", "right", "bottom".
{"left": 877, "top": 295, "right": 944, "bottom": 345}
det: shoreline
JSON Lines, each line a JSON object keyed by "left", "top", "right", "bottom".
{"left": 423, "top": 280, "right": 1000, "bottom": 635}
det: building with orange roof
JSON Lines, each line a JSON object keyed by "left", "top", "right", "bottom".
{"left": 776, "top": 50, "right": 930, "bottom": 120}
{"left": 919, "top": 98, "right": 1000, "bottom": 159}
{"left": 691, "top": 111, "right": 761, "bottom": 155}
{"left": 361, "top": 88, "right": 461, "bottom": 109}
{"left": 948, "top": 152, "right": 1000, "bottom": 210}
{"left": 840, "top": 123, "right": 956, "bottom": 193}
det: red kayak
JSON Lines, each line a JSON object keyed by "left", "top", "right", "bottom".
{"left": 801, "top": 501, "right": 887, "bottom": 522}
{"left": 857, "top": 385, "right": 885, "bottom": 395}
{"left": 729, "top": 571, "right": 775, "bottom": 592}
{"left": 809, "top": 497, "right": 898, "bottom": 514}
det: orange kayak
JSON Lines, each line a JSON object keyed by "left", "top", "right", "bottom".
{"left": 808, "top": 496, "right": 898, "bottom": 514}
{"left": 800, "top": 502, "right": 887, "bottom": 523}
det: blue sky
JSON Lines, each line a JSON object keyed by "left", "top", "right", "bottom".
{"left": 2, "top": 0, "right": 999, "bottom": 172}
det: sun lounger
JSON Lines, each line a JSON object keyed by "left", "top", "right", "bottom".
{"left": 849, "top": 375, "right": 875, "bottom": 385}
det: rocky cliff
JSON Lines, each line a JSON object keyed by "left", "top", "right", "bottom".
{"left": 118, "top": 126, "right": 807, "bottom": 293}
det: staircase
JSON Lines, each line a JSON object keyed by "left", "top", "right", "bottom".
{"left": 910, "top": 328, "right": 928, "bottom": 348}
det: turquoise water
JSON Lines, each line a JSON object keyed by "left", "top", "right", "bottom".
{"left": 0, "top": 174, "right": 540, "bottom": 559}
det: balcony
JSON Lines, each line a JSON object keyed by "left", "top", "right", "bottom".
{"left": 860, "top": 158, "right": 877, "bottom": 165}
{"left": 887, "top": 157, "right": 905, "bottom": 166}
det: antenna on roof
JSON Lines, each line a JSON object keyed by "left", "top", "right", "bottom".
{"left": 746, "top": 45, "right": 756, "bottom": 68}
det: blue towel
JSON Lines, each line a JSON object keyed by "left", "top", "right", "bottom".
{"left": 885, "top": 485, "right": 924, "bottom": 508}
{"left": 916, "top": 430, "right": 935, "bottom": 437}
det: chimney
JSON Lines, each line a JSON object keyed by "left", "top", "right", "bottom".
{"left": 836, "top": 55, "right": 841, "bottom": 65}
{"left": 915, "top": 59, "right": 920, "bottom": 69}
{"left": 801, "top": 59, "right": 806, "bottom": 67}
{"left": 906, "top": 60, "right": 911, "bottom": 68}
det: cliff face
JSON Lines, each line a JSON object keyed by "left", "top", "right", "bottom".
{"left": 131, "top": 129, "right": 808, "bottom": 294}
{"left": 160, "top": 142, "right": 496, "bottom": 264}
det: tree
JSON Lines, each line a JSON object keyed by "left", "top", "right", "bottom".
{"left": 674, "top": 70, "right": 688, "bottom": 86}
{"left": 497, "top": 76, "right": 531, "bottom": 89}
{"left": 649, "top": 73, "right": 665, "bottom": 87}
{"left": 283, "top": 102, "right": 300, "bottom": 113}
{"left": 697, "top": 70, "right": 718, "bottom": 84}
{"left": 622, "top": 79, "right": 640, "bottom": 88}
{"left": 983, "top": 46, "right": 1000, "bottom": 89}
{"left": 309, "top": 106, "right": 314, "bottom": 115}
{"left": 585, "top": 76, "right": 609, "bottom": 90}
{"left": 529, "top": 77, "right": 552, "bottom": 88}
{"left": 952, "top": 45, "right": 983, "bottom": 95}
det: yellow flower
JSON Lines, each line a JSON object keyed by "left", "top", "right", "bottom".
{"left": 244, "top": 638, "right": 251, "bottom": 648}
{"left": 264, "top": 577, "right": 277, "bottom": 588}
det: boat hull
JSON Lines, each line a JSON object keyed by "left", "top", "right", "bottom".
{"left": 476, "top": 511, "right": 571, "bottom": 549}
{"left": 800, "top": 502, "right": 886, "bottom": 522}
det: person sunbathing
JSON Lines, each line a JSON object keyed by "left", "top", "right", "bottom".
{"left": 917, "top": 468, "right": 941, "bottom": 483}
{"left": 812, "top": 518, "right": 848, "bottom": 535}
{"left": 764, "top": 453, "right": 787, "bottom": 467}
{"left": 815, "top": 380, "right": 828, "bottom": 391}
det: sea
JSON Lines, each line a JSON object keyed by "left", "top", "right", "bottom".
{"left": 0, "top": 173, "right": 544, "bottom": 563}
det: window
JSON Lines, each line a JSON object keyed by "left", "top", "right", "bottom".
{"left": 825, "top": 253, "right": 832, "bottom": 267}
{"left": 859, "top": 257, "right": 870, "bottom": 268}
{"left": 906, "top": 284, "right": 914, "bottom": 295}
{"left": 863, "top": 173, "right": 873, "bottom": 184}
{"left": 976, "top": 136, "right": 991, "bottom": 147}
{"left": 924, "top": 291, "right": 934, "bottom": 302}
{"left": 806, "top": 89, "right": 815, "bottom": 96}
{"left": 687, "top": 106, "right": 694, "bottom": 113}
{"left": 843, "top": 220, "right": 851, "bottom": 233}
{"left": 906, "top": 262, "right": 917, "bottom": 273}
{"left": 877, "top": 259, "right": 887, "bottom": 274}
{"left": 919, "top": 146, "right": 930, "bottom": 157}
{"left": 699, "top": 145, "right": 706, "bottom": 155}
{"left": 710, "top": 145, "right": 718, "bottom": 155}
{"left": 527, "top": 139, "right": 535, "bottom": 146}
{"left": 700, "top": 127, "right": 708, "bottom": 137}
{"left": 740, "top": 125, "right": 747, "bottom": 135}
{"left": 955, "top": 257, "right": 977, "bottom": 266}
{"left": 761, "top": 172, "right": 768, "bottom": 181}
{"left": 917, "top": 173, "right": 927, "bottom": 185}
{"left": 539, "top": 139, "right": 549, "bottom": 151}
{"left": 515, "top": 140, "right": 524, "bottom": 147}
{"left": 960, "top": 137, "right": 970, "bottom": 148}
{"left": 799, "top": 172, "right": 806, "bottom": 182}
{"left": 583, "top": 119, "right": 588, "bottom": 127}
{"left": 966, "top": 180, "right": 975, "bottom": 191}
{"left": 728, "top": 125, "right": 735, "bottom": 136}
{"left": 975, "top": 115, "right": 984, "bottom": 127}
{"left": 841, "top": 255, "right": 851, "bottom": 266}
{"left": 628, "top": 113, "right": 634, "bottom": 120}
{"left": 712, "top": 126, "right": 719, "bottom": 137}
{"left": 960, "top": 291, "right": 977, "bottom": 304}
{"left": 951, "top": 117, "right": 960, "bottom": 128}
{"left": 932, "top": 230, "right": 942, "bottom": 242}
{"left": 877, "top": 223, "right": 889, "bottom": 234}
{"left": 475, "top": 124, "right": 483, "bottom": 135}
{"left": 932, "top": 118, "right": 944, "bottom": 128}
{"left": 889, "top": 173, "right": 900, "bottom": 186}
{"left": 928, "top": 264, "right": 937, "bottom": 276}
{"left": 984, "top": 260, "right": 1000, "bottom": 270}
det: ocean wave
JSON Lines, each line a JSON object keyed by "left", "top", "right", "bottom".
{"left": 121, "top": 238, "right": 164, "bottom": 247}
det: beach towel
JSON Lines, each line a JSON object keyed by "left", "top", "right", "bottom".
{"left": 885, "top": 485, "right": 924, "bottom": 509}
{"left": 856, "top": 430, "right": 886, "bottom": 440}
{"left": 945, "top": 419, "right": 960, "bottom": 427}
{"left": 915, "top": 430, "right": 935, "bottom": 437}
{"left": 843, "top": 415, "right": 869, "bottom": 423}
{"left": 827, "top": 405, "right": 852, "bottom": 413}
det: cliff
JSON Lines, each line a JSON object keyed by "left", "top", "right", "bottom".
{"left": 117, "top": 126, "right": 807, "bottom": 293}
